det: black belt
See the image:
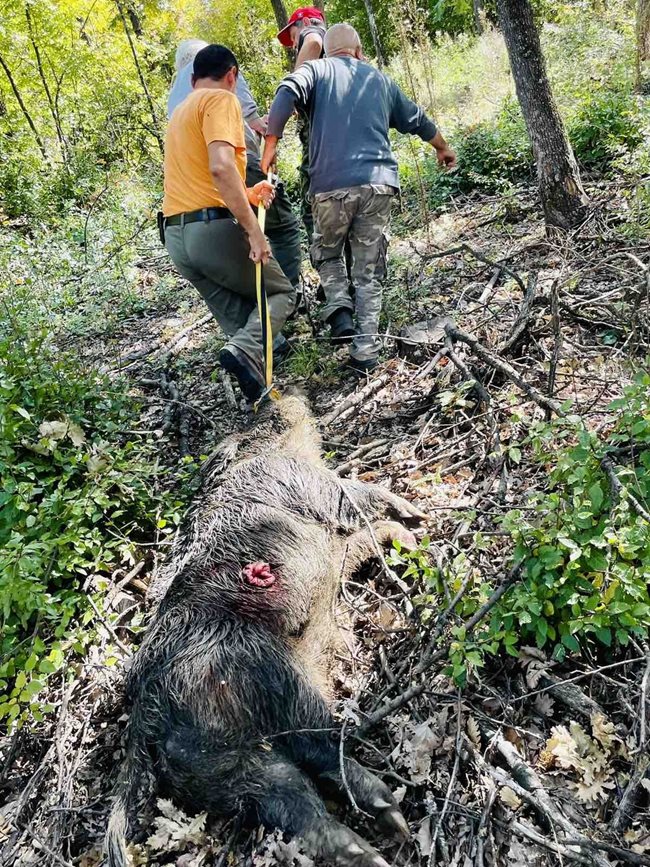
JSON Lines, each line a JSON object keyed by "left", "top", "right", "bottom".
{"left": 164, "top": 206, "right": 232, "bottom": 226}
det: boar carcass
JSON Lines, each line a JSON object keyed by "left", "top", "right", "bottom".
{"left": 106, "top": 394, "right": 424, "bottom": 867}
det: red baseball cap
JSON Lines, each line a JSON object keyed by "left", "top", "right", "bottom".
{"left": 277, "top": 7, "right": 325, "bottom": 47}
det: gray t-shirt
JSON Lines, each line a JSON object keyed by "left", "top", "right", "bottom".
{"left": 267, "top": 56, "right": 437, "bottom": 194}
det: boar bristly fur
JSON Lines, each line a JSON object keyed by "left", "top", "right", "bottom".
{"left": 106, "top": 395, "right": 422, "bottom": 867}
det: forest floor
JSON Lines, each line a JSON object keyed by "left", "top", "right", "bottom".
{"left": 1, "top": 177, "right": 650, "bottom": 867}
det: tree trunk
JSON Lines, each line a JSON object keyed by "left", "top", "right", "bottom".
{"left": 127, "top": 5, "right": 143, "bottom": 37}
{"left": 25, "top": 4, "right": 68, "bottom": 160}
{"left": 0, "top": 51, "right": 47, "bottom": 160}
{"left": 473, "top": 0, "right": 484, "bottom": 35}
{"left": 269, "top": 0, "right": 288, "bottom": 31}
{"left": 496, "top": 0, "right": 589, "bottom": 231}
{"left": 362, "top": 0, "right": 385, "bottom": 66}
{"left": 115, "top": 0, "right": 163, "bottom": 155}
{"left": 636, "top": 0, "right": 650, "bottom": 89}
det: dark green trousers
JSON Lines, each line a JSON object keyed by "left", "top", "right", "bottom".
{"left": 297, "top": 112, "right": 314, "bottom": 245}
{"left": 165, "top": 218, "right": 295, "bottom": 376}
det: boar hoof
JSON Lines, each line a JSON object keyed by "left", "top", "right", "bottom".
{"left": 305, "top": 821, "right": 390, "bottom": 867}
{"left": 380, "top": 489, "right": 427, "bottom": 522}
{"left": 372, "top": 521, "right": 417, "bottom": 552}
{"left": 376, "top": 805, "right": 410, "bottom": 841}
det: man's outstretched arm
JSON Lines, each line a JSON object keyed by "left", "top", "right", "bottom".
{"left": 389, "top": 83, "right": 456, "bottom": 169}
{"left": 262, "top": 84, "right": 302, "bottom": 173}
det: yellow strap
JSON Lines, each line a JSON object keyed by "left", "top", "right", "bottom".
{"left": 256, "top": 194, "right": 274, "bottom": 390}
{"left": 253, "top": 145, "right": 280, "bottom": 410}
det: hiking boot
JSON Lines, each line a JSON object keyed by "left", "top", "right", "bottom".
{"left": 347, "top": 356, "right": 379, "bottom": 376}
{"left": 273, "top": 334, "right": 292, "bottom": 365}
{"left": 287, "top": 289, "right": 305, "bottom": 320}
{"left": 327, "top": 308, "right": 356, "bottom": 343}
{"left": 219, "top": 348, "right": 263, "bottom": 403}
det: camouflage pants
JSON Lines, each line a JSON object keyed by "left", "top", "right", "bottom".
{"left": 312, "top": 184, "right": 394, "bottom": 362}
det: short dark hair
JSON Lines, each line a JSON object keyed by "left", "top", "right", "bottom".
{"left": 193, "top": 44, "right": 238, "bottom": 81}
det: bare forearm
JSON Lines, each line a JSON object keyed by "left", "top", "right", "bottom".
{"left": 429, "top": 130, "right": 448, "bottom": 151}
{"left": 295, "top": 38, "right": 322, "bottom": 68}
{"left": 211, "top": 166, "right": 257, "bottom": 235}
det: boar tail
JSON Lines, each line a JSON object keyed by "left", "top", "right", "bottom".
{"left": 105, "top": 737, "right": 155, "bottom": 867}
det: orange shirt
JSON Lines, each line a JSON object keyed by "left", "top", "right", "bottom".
{"left": 163, "top": 88, "right": 247, "bottom": 216}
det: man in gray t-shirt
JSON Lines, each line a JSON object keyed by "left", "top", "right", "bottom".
{"left": 264, "top": 24, "right": 456, "bottom": 373}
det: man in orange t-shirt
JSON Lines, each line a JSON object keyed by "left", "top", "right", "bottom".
{"left": 163, "top": 44, "right": 295, "bottom": 403}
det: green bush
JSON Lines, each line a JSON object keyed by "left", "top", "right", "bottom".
{"left": 400, "top": 82, "right": 647, "bottom": 211}
{"left": 568, "top": 87, "right": 646, "bottom": 169}
{"left": 390, "top": 373, "right": 650, "bottom": 683}
{"left": 399, "top": 97, "right": 533, "bottom": 210}
{"left": 0, "top": 323, "right": 190, "bottom": 728}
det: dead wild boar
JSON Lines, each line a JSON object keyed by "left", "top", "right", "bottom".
{"left": 106, "top": 394, "right": 424, "bottom": 867}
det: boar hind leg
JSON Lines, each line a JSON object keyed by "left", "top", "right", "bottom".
{"left": 281, "top": 726, "right": 409, "bottom": 844}
{"left": 340, "top": 480, "right": 426, "bottom": 524}
{"left": 343, "top": 520, "right": 418, "bottom": 579}
{"left": 255, "top": 759, "right": 390, "bottom": 867}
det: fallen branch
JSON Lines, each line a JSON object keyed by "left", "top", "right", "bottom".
{"left": 444, "top": 337, "right": 491, "bottom": 406}
{"left": 500, "top": 274, "right": 537, "bottom": 356}
{"left": 601, "top": 455, "right": 650, "bottom": 523}
{"left": 468, "top": 730, "right": 610, "bottom": 867}
{"left": 537, "top": 672, "right": 605, "bottom": 721}
{"left": 509, "top": 819, "right": 600, "bottom": 865}
{"left": 323, "top": 372, "right": 392, "bottom": 427}
{"left": 490, "top": 729, "right": 608, "bottom": 860}
{"left": 220, "top": 370, "right": 239, "bottom": 411}
{"left": 444, "top": 323, "right": 563, "bottom": 416}
{"left": 426, "top": 243, "right": 528, "bottom": 295}
{"left": 119, "top": 312, "right": 212, "bottom": 367}
{"left": 335, "top": 439, "right": 390, "bottom": 476}
{"left": 611, "top": 752, "right": 650, "bottom": 835}
{"left": 546, "top": 277, "right": 562, "bottom": 420}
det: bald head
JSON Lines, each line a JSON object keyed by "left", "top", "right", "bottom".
{"left": 324, "top": 23, "right": 362, "bottom": 58}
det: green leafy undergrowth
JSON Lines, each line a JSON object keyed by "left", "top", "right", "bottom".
{"left": 390, "top": 373, "right": 650, "bottom": 683}
{"left": 0, "top": 323, "right": 192, "bottom": 729}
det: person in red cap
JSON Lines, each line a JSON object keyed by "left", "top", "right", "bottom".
{"left": 276, "top": 7, "right": 326, "bottom": 244}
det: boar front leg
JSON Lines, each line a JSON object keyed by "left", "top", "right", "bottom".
{"left": 280, "top": 721, "right": 409, "bottom": 845}
{"left": 339, "top": 479, "right": 426, "bottom": 525}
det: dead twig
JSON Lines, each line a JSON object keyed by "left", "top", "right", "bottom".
{"left": 500, "top": 274, "right": 537, "bottom": 356}
{"left": 220, "top": 370, "right": 239, "bottom": 411}
{"left": 444, "top": 323, "right": 564, "bottom": 416}
{"left": 428, "top": 693, "right": 462, "bottom": 866}
{"left": 601, "top": 454, "right": 650, "bottom": 522}
{"left": 324, "top": 372, "right": 392, "bottom": 427}
{"left": 443, "top": 337, "right": 491, "bottom": 406}
{"left": 611, "top": 752, "right": 650, "bottom": 835}
{"left": 335, "top": 439, "right": 390, "bottom": 476}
